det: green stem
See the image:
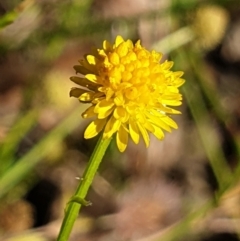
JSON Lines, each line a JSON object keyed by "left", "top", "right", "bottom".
{"left": 152, "top": 26, "right": 195, "bottom": 54}
{"left": 183, "top": 84, "right": 232, "bottom": 193}
{"left": 57, "top": 136, "right": 112, "bottom": 241}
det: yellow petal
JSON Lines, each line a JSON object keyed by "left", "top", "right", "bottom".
{"left": 161, "top": 99, "right": 182, "bottom": 106}
{"left": 129, "top": 119, "right": 140, "bottom": 144}
{"left": 137, "top": 122, "right": 150, "bottom": 147}
{"left": 103, "top": 116, "right": 121, "bottom": 139}
{"left": 157, "top": 105, "right": 181, "bottom": 114}
{"left": 74, "top": 65, "right": 91, "bottom": 75}
{"left": 151, "top": 50, "right": 162, "bottom": 62}
{"left": 115, "top": 35, "right": 124, "bottom": 47}
{"left": 113, "top": 105, "right": 129, "bottom": 123}
{"left": 69, "top": 88, "right": 86, "bottom": 98}
{"left": 105, "top": 88, "right": 115, "bottom": 101}
{"left": 173, "top": 71, "right": 184, "bottom": 78}
{"left": 126, "top": 39, "right": 133, "bottom": 49}
{"left": 82, "top": 106, "right": 95, "bottom": 118}
{"left": 113, "top": 106, "right": 125, "bottom": 119}
{"left": 84, "top": 119, "right": 107, "bottom": 139}
{"left": 122, "top": 71, "right": 132, "bottom": 82}
{"left": 125, "top": 87, "right": 138, "bottom": 100}
{"left": 127, "top": 52, "right": 137, "bottom": 62}
{"left": 70, "top": 76, "right": 98, "bottom": 90}
{"left": 174, "top": 78, "right": 185, "bottom": 87}
{"left": 116, "top": 42, "right": 129, "bottom": 57}
{"left": 109, "top": 52, "right": 120, "bottom": 65}
{"left": 86, "top": 55, "right": 98, "bottom": 65}
{"left": 148, "top": 116, "right": 172, "bottom": 132}
{"left": 80, "top": 58, "right": 96, "bottom": 72}
{"left": 94, "top": 99, "right": 115, "bottom": 114}
{"left": 98, "top": 106, "right": 114, "bottom": 119}
{"left": 85, "top": 74, "right": 98, "bottom": 83}
{"left": 114, "top": 94, "right": 124, "bottom": 106}
{"left": 144, "top": 121, "right": 155, "bottom": 133}
{"left": 161, "top": 116, "right": 178, "bottom": 129}
{"left": 161, "top": 60, "right": 173, "bottom": 70}
{"left": 116, "top": 125, "right": 128, "bottom": 152}
{"left": 98, "top": 49, "right": 107, "bottom": 57}
{"left": 70, "top": 76, "right": 86, "bottom": 85}
{"left": 103, "top": 40, "right": 112, "bottom": 51}
{"left": 135, "top": 40, "right": 142, "bottom": 49}
{"left": 79, "top": 92, "right": 95, "bottom": 102}
{"left": 152, "top": 125, "right": 164, "bottom": 140}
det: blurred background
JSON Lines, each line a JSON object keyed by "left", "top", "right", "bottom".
{"left": 0, "top": 0, "right": 240, "bottom": 240}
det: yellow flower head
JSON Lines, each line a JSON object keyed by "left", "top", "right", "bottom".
{"left": 70, "top": 36, "right": 185, "bottom": 152}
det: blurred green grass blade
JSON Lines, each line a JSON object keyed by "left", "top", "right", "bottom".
{"left": 0, "top": 0, "right": 34, "bottom": 30}
{"left": 231, "top": 135, "right": 240, "bottom": 184}
{"left": 152, "top": 26, "right": 195, "bottom": 54}
{"left": 187, "top": 53, "right": 229, "bottom": 125}
{"left": 178, "top": 50, "right": 233, "bottom": 193}
{"left": 187, "top": 53, "right": 240, "bottom": 185}
{"left": 0, "top": 107, "right": 83, "bottom": 200}
{"left": 0, "top": 11, "right": 18, "bottom": 29}
{"left": 187, "top": 52, "right": 240, "bottom": 187}
{"left": 183, "top": 80, "right": 232, "bottom": 193}
{"left": 0, "top": 110, "right": 38, "bottom": 175}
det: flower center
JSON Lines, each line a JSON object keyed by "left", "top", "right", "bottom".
{"left": 97, "top": 41, "right": 164, "bottom": 109}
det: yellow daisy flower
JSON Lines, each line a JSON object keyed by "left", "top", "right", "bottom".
{"left": 70, "top": 35, "right": 185, "bottom": 152}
